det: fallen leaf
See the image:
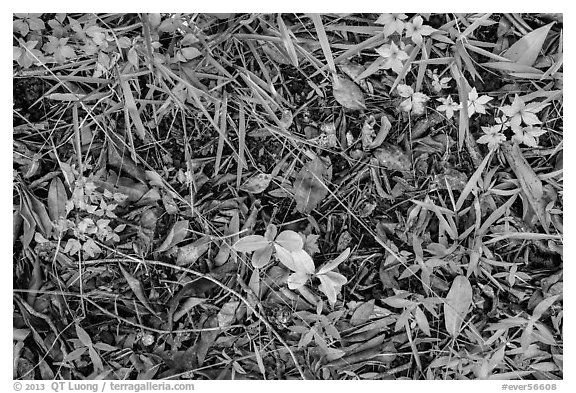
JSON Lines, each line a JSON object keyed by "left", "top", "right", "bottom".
{"left": 47, "top": 177, "right": 67, "bottom": 223}
{"left": 156, "top": 220, "right": 189, "bottom": 253}
{"left": 176, "top": 236, "right": 211, "bottom": 266}
{"left": 239, "top": 173, "right": 273, "bottom": 194}
{"left": 119, "top": 264, "right": 158, "bottom": 316}
{"left": 501, "top": 142, "right": 550, "bottom": 231}
{"left": 503, "top": 22, "right": 554, "bottom": 66}
{"left": 197, "top": 316, "right": 218, "bottom": 366}
{"left": 444, "top": 275, "right": 473, "bottom": 338}
{"left": 173, "top": 297, "right": 206, "bottom": 322}
{"left": 351, "top": 300, "right": 375, "bottom": 326}
{"left": 217, "top": 301, "right": 240, "bottom": 327}
{"left": 333, "top": 77, "right": 366, "bottom": 110}
{"left": 293, "top": 156, "right": 329, "bottom": 213}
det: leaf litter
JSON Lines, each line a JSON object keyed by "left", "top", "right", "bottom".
{"left": 12, "top": 13, "right": 562, "bottom": 381}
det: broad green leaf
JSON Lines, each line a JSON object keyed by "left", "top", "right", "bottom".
{"left": 317, "top": 274, "right": 337, "bottom": 305}
{"left": 291, "top": 249, "right": 315, "bottom": 274}
{"left": 503, "top": 22, "right": 554, "bottom": 66}
{"left": 287, "top": 271, "right": 309, "bottom": 289}
{"left": 293, "top": 156, "right": 329, "bottom": 213}
{"left": 275, "top": 230, "right": 304, "bottom": 251}
{"left": 444, "top": 275, "right": 473, "bottom": 338}
{"left": 323, "top": 271, "right": 347, "bottom": 286}
{"left": 317, "top": 248, "right": 351, "bottom": 275}
{"left": 232, "top": 235, "right": 269, "bottom": 252}
{"left": 274, "top": 243, "right": 296, "bottom": 271}
{"left": 251, "top": 244, "right": 274, "bottom": 268}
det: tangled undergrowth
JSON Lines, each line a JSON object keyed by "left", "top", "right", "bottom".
{"left": 13, "top": 13, "right": 562, "bottom": 380}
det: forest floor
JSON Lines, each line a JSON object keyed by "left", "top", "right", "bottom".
{"left": 13, "top": 13, "right": 563, "bottom": 380}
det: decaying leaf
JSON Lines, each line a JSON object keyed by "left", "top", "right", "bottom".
{"left": 119, "top": 264, "right": 158, "bottom": 317}
{"left": 444, "top": 275, "right": 473, "bottom": 338}
{"left": 217, "top": 300, "right": 240, "bottom": 327}
{"left": 293, "top": 156, "right": 329, "bottom": 213}
{"left": 239, "top": 173, "right": 273, "bottom": 194}
{"left": 176, "top": 236, "right": 211, "bottom": 266}
{"left": 333, "top": 77, "right": 366, "bottom": 110}
{"left": 501, "top": 142, "right": 550, "bottom": 231}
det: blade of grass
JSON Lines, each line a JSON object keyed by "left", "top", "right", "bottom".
{"left": 117, "top": 67, "right": 147, "bottom": 142}
{"left": 214, "top": 92, "right": 228, "bottom": 177}
{"left": 310, "top": 14, "right": 337, "bottom": 78}
{"left": 456, "top": 148, "right": 494, "bottom": 211}
{"left": 236, "top": 104, "right": 246, "bottom": 190}
{"left": 277, "top": 14, "right": 299, "bottom": 67}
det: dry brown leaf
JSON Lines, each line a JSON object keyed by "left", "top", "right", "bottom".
{"left": 501, "top": 142, "right": 550, "bottom": 231}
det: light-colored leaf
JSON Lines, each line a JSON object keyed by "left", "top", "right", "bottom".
{"left": 274, "top": 243, "right": 296, "bottom": 271}
{"left": 287, "top": 271, "right": 309, "bottom": 289}
{"left": 275, "top": 230, "right": 304, "bottom": 251}
{"left": 317, "top": 247, "right": 351, "bottom": 275}
{"left": 333, "top": 77, "right": 366, "bottom": 110}
{"left": 317, "top": 274, "right": 337, "bottom": 305}
{"left": 324, "top": 271, "right": 347, "bottom": 286}
{"left": 232, "top": 235, "right": 269, "bottom": 252}
{"left": 503, "top": 22, "right": 554, "bottom": 66}
{"left": 444, "top": 275, "right": 473, "bottom": 338}
{"left": 293, "top": 156, "right": 329, "bottom": 213}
